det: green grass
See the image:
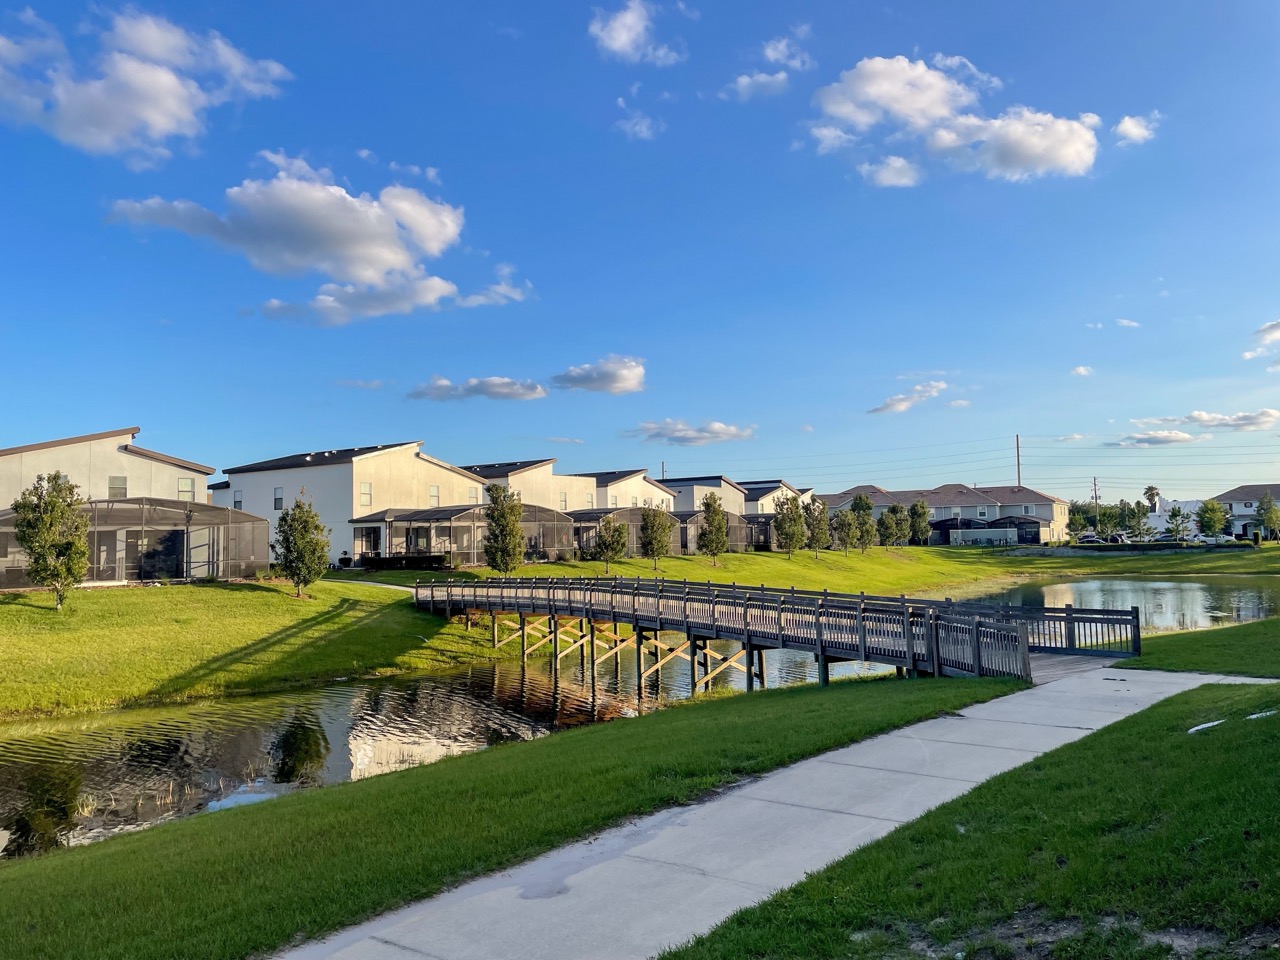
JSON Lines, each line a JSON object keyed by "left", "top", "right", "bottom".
{"left": 0, "top": 581, "right": 512, "bottom": 720}
{"left": 1119, "top": 618, "right": 1280, "bottom": 678}
{"left": 327, "top": 544, "right": 1280, "bottom": 599}
{"left": 0, "top": 675, "right": 1020, "bottom": 960}
{"left": 661, "top": 683, "right": 1280, "bottom": 960}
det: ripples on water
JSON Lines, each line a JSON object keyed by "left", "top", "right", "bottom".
{"left": 0, "top": 642, "right": 885, "bottom": 858}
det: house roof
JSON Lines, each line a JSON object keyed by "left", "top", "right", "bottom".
{"left": 350, "top": 505, "right": 481, "bottom": 524}
{"left": 415, "top": 451, "right": 492, "bottom": 484}
{"left": 901, "top": 484, "right": 1000, "bottom": 508}
{"left": 837, "top": 484, "right": 903, "bottom": 505}
{"left": 737, "top": 479, "right": 801, "bottom": 502}
{"left": 462, "top": 459, "right": 555, "bottom": 479}
{"left": 1210, "top": 484, "right": 1280, "bottom": 504}
{"left": 661, "top": 475, "right": 749, "bottom": 495}
{"left": 571, "top": 469, "right": 645, "bottom": 484}
{"left": 225, "top": 442, "right": 420, "bottom": 475}
{"left": 121, "top": 444, "right": 215, "bottom": 475}
{"left": 0, "top": 426, "right": 140, "bottom": 459}
{"left": 209, "top": 480, "right": 230, "bottom": 491}
{"left": 973, "top": 484, "right": 1067, "bottom": 505}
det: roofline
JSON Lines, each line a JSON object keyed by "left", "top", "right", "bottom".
{"left": 415, "top": 451, "right": 486, "bottom": 484}
{"left": 0, "top": 426, "right": 140, "bottom": 459}
{"left": 225, "top": 441, "right": 421, "bottom": 474}
{"left": 351, "top": 442, "right": 424, "bottom": 462}
{"left": 570, "top": 469, "right": 645, "bottom": 483}
{"left": 643, "top": 476, "right": 677, "bottom": 497}
{"left": 463, "top": 458, "right": 557, "bottom": 478}
{"left": 660, "top": 475, "right": 749, "bottom": 495}
{"left": 122, "top": 444, "right": 215, "bottom": 476}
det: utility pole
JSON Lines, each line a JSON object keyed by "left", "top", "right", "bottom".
{"left": 661, "top": 460, "right": 666, "bottom": 480}
{"left": 1015, "top": 434, "right": 1022, "bottom": 487}
{"left": 1092, "top": 476, "right": 1101, "bottom": 531}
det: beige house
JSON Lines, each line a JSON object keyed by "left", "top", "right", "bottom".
{"left": 0, "top": 426, "right": 213, "bottom": 506}
{"left": 738, "top": 479, "right": 804, "bottom": 515}
{"left": 660, "top": 476, "right": 748, "bottom": 515}
{"left": 463, "top": 460, "right": 596, "bottom": 513}
{"left": 571, "top": 470, "right": 675, "bottom": 511}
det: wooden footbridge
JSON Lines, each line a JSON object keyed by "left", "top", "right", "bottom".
{"left": 415, "top": 577, "right": 1142, "bottom": 691}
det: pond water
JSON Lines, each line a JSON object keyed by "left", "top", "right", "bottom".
{"left": 972, "top": 576, "right": 1280, "bottom": 633}
{"left": 0, "top": 642, "right": 882, "bottom": 858}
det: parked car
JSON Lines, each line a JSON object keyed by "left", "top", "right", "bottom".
{"left": 1075, "top": 535, "right": 1104, "bottom": 545}
{"left": 1107, "top": 533, "right": 1130, "bottom": 544}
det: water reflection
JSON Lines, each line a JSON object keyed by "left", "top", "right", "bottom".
{"left": 978, "top": 576, "right": 1280, "bottom": 633}
{"left": 0, "top": 641, "right": 885, "bottom": 857}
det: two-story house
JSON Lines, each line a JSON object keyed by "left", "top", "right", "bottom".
{"left": 569, "top": 470, "right": 675, "bottom": 511}
{"left": 660, "top": 476, "right": 747, "bottom": 515}
{"left": 1209, "top": 484, "right": 1279, "bottom": 538}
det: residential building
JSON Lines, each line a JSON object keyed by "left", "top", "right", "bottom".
{"left": 1209, "top": 484, "right": 1279, "bottom": 537}
{"left": 1140, "top": 496, "right": 1206, "bottom": 535}
{"left": 972, "top": 485, "right": 1070, "bottom": 543}
{"left": 569, "top": 470, "right": 675, "bottom": 511}
{"left": 463, "top": 460, "right": 596, "bottom": 514}
{"left": 737, "top": 479, "right": 803, "bottom": 515}
{"left": 659, "top": 476, "right": 747, "bottom": 515}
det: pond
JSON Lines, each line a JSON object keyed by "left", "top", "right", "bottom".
{"left": 0, "top": 641, "right": 883, "bottom": 858}
{"left": 972, "top": 576, "right": 1280, "bottom": 633}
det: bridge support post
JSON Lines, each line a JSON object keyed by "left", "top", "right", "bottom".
{"left": 551, "top": 617, "right": 560, "bottom": 682}
{"left": 744, "top": 639, "right": 754, "bottom": 692}
{"left": 688, "top": 632, "right": 697, "bottom": 693}
{"left": 757, "top": 648, "right": 766, "bottom": 688}
{"left": 491, "top": 616, "right": 499, "bottom": 650}
{"left": 635, "top": 628, "right": 644, "bottom": 703}
{"left": 816, "top": 600, "right": 829, "bottom": 687}
{"left": 520, "top": 614, "right": 527, "bottom": 660}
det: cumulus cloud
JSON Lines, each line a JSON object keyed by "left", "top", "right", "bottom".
{"left": 1132, "top": 409, "right": 1280, "bottom": 432}
{"left": 1245, "top": 320, "right": 1280, "bottom": 360}
{"left": 1071, "top": 365, "right": 1093, "bottom": 376}
{"left": 0, "top": 9, "right": 288, "bottom": 168}
{"left": 867, "top": 380, "right": 947, "bottom": 414}
{"left": 1106, "top": 430, "right": 1206, "bottom": 448}
{"left": 1243, "top": 348, "right": 1268, "bottom": 361}
{"left": 811, "top": 54, "right": 1101, "bottom": 182}
{"left": 1116, "top": 318, "right": 1140, "bottom": 327}
{"left": 552, "top": 355, "right": 646, "bottom": 394}
{"left": 588, "top": 0, "right": 682, "bottom": 66}
{"left": 408, "top": 375, "right": 548, "bottom": 402}
{"left": 949, "top": 399, "right": 971, "bottom": 408}
{"left": 809, "top": 124, "right": 855, "bottom": 154}
{"left": 614, "top": 98, "right": 664, "bottom": 139}
{"left": 723, "top": 70, "right": 788, "bottom": 101}
{"left": 1085, "top": 322, "right": 1103, "bottom": 329}
{"left": 857, "top": 155, "right": 921, "bottom": 187}
{"left": 763, "top": 33, "right": 814, "bottom": 71}
{"left": 111, "top": 151, "right": 516, "bottom": 325}
{"left": 1056, "top": 434, "right": 1087, "bottom": 442}
{"left": 456, "top": 263, "right": 532, "bottom": 308}
{"left": 626, "top": 419, "right": 755, "bottom": 446}
{"left": 1114, "top": 111, "right": 1159, "bottom": 145}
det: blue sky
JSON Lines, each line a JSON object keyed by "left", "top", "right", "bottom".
{"left": 1, "top": 1, "right": 1277, "bottom": 501}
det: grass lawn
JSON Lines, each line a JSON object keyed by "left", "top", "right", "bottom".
{"left": 0, "top": 581, "right": 510, "bottom": 720}
{"left": 661, "top": 682, "right": 1280, "bottom": 960}
{"left": 1119, "top": 617, "right": 1280, "bottom": 678}
{"left": 327, "top": 544, "right": 1280, "bottom": 598}
{"left": 0, "top": 675, "right": 1020, "bottom": 960}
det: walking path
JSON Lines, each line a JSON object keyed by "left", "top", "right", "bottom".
{"left": 282, "top": 667, "right": 1273, "bottom": 960}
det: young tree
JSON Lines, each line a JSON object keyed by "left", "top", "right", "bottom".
{"left": 1195, "top": 499, "right": 1229, "bottom": 538}
{"left": 593, "top": 514, "right": 628, "bottom": 573}
{"left": 697, "top": 492, "right": 729, "bottom": 566}
{"left": 639, "top": 506, "right": 676, "bottom": 571}
{"left": 771, "top": 493, "right": 807, "bottom": 559}
{"left": 1256, "top": 491, "right": 1280, "bottom": 541}
{"left": 907, "top": 499, "right": 932, "bottom": 545}
{"left": 832, "top": 508, "right": 856, "bottom": 556}
{"left": 802, "top": 497, "right": 830, "bottom": 558}
{"left": 849, "top": 494, "right": 878, "bottom": 553}
{"left": 878, "top": 503, "right": 910, "bottom": 548}
{"left": 1068, "top": 511, "right": 1089, "bottom": 538}
{"left": 1166, "top": 505, "right": 1191, "bottom": 542}
{"left": 11, "top": 471, "right": 89, "bottom": 612}
{"left": 483, "top": 484, "right": 525, "bottom": 574}
{"left": 1129, "top": 511, "right": 1154, "bottom": 542}
{"left": 1143, "top": 485, "right": 1160, "bottom": 513}
{"left": 271, "top": 494, "right": 331, "bottom": 598}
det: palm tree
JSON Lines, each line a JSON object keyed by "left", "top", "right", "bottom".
{"left": 1143, "top": 485, "right": 1160, "bottom": 513}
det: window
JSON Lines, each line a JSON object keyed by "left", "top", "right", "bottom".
{"left": 468, "top": 486, "right": 479, "bottom": 504}
{"left": 429, "top": 484, "right": 440, "bottom": 508}
{"left": 977, "top": 506, "right": 988, "bottom": 518}
{"left": 233, "top": 490, "right": 243, "bottom": 511}
{"left": 108, "top": 476, "right": 127, "bottom": 499}
{"left": 610, "top": 495, "right": 618, "bottom": 508}
{"left": 644, "top": 497, "right": 653, "bottom": 508}
{"left": 1023, "top": 504, "right": 1035, "bottom": 515}
{"left": 559, "top": 491, "right": 568, "bottom": 510}
{"left": 631, "top": 496, "right": 639, "bottom": 507}
{"left": 952, "top": 508, "right": 961, "bottom": 519}
{"left": 359, "top": 482, "right": 373, "bottom": 508}
{"left": 177, "top": 478, "right": 195, "bottom": 502}
{"left": 586, "top": 493, "right": 594, "bottom": 508}
{"left": 928, "top": 508, "right": 936, "bottom": 520}
{"left": 273, "top": 487, "right": 284, "bottom": 511}
{"left": 1244, "top": 502, "right": 1253, "bottom": 509}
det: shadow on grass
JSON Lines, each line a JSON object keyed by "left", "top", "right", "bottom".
{"left": 0, "top": 591, "right": 55, "bottom": 611}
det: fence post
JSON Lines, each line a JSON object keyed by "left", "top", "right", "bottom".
{"left": 1017, "top": 623, "right": 1032, "bottom": 681}
{"left": 970, "top": 617, "right": 984, "bottom": 677}
{"left": 1065, "top": 604, "right": 1077, "bottom": 651}
{"left": 815, "top": 597, "right": 828, "bottom": 687}
{"left": 856, "top": 596, "right": 867, "bottom": 662}
{"left": 901, "top": 596, "right": 914, "bottom": 677}
{"left": 928, "top": 608, "right": 941, "bottom": 677}
{"left": 1130, "top": 605, "right": 1142, "bottom": 655}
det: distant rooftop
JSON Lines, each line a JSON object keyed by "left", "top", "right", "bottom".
{"left": 463, "top": 459, "right": 555, "bottom": 479}
{"left": 225, "top": 442, "right": 419, "bottom": 475}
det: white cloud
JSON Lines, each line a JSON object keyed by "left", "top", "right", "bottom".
{"left": 809, "top": 124, "right": 855, "bottom": 154}
{"left": 949, "top": 399, "right": 971, "bottom": 408}
{"left": 1254, "top": 320, "right": 1280, "bottom": 347}
{"left": 1056, "top": 434, "right": 1087, "bottom": 442}
{"left": 552, "top": 355, "right": 646, "bottom": 394}
{"left": 1106, "top": 430, "right": 1207, "bottom": 448}
{"left": 1071, "top": 365, "right": 1093, "bottom": 376}
{"left": 930, "top": 53, "right": 1002, "bottom": 90}
{"left": 615, "top": 98, "right": 664, "bottom": 139}
{"left": 408, "top": 375, "right": 547, "bottom": 402}
{"left": 1133, "top": 409, "right": 1280, "bottom": 432}
{"left": 723, "top": 70, "right": 788, "bottom": 101}
{"left": 1116, "top": 318, "right": 1140, "bottom": 327}
{"left": 627, "top": 419, "right": 755, "bottom": 446}
{"left": 1085, "top": 322, "right": 1103, "bottom": 329}
{"left": 588, "top": 0, "right": 682, "bottom": 66}
{"left": 857, "top": 155, "right": 921, "bottom": 187}
{"left": 763, "top": 35, "right": 814, "bottom": 71}
{"left": 811, "top": 55, "right": 1100, "bottom": 182}
{"left": 1243, "top": 348, "right": 1268, "bottom": 361}
{"left": 0, "top": 9, "right": 288, "bottom": 167}
{"left": 336, "top": 379, "right": 384, "bottom": 390}
{"left": 547, "top": 436, "right": 586, "bottom": 445}
{"left": 675, "top": 1, "right": 700, "bottom": 20}
{"left": 456, "top": 264, "right": 531, "bottom": 308}
{"left": 801, "top": 423, "right": 815, "bottom": 432}
{"left": 112, "top": 151, "right": 514, "bottom": 325}
{"left": 356, "top": 148, "right": 377, "bottom": 162}
{"left": 1114, "top": 111, "right": 1159, "bottom": 145}
{"left": 867, "top": 380, "right": 947, "bottom": 414}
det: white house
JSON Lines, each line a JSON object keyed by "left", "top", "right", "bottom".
{"left": 737, "top": 479, "right": 803, "bottom": 515}
{"left": 462, "top": 459, "right": 596, "bottom": 513}
{"left": 659, "top": 476, "right": 748, "bottom": 515}
{"left": 1140, "top": 496, "right": 1205, "bottom": 535}
{"left": 1209, "top": 484, "right": 1279, "bottom": 537}
{"left": 570, "top": 470, "right": 675, "bottom": 511}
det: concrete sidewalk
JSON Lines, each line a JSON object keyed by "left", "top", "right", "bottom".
{"left": 282, "top": 667, "right": 1272, "bottom": 960}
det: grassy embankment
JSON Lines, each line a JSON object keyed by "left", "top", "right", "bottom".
{"left": 0, "top": 580, "right": 504, "bottom": 720}
{"left": 328, "top": 543, "right": 1280, "bottom": 597}
{"left": 1122, "top": 618, "right": 1280, "bottom": 678}
{"left": 663, "top": 682, "right": 1280, "bottom": 960}
{"left": 0, "top": 675, "right": 1020, "bottom": 960}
